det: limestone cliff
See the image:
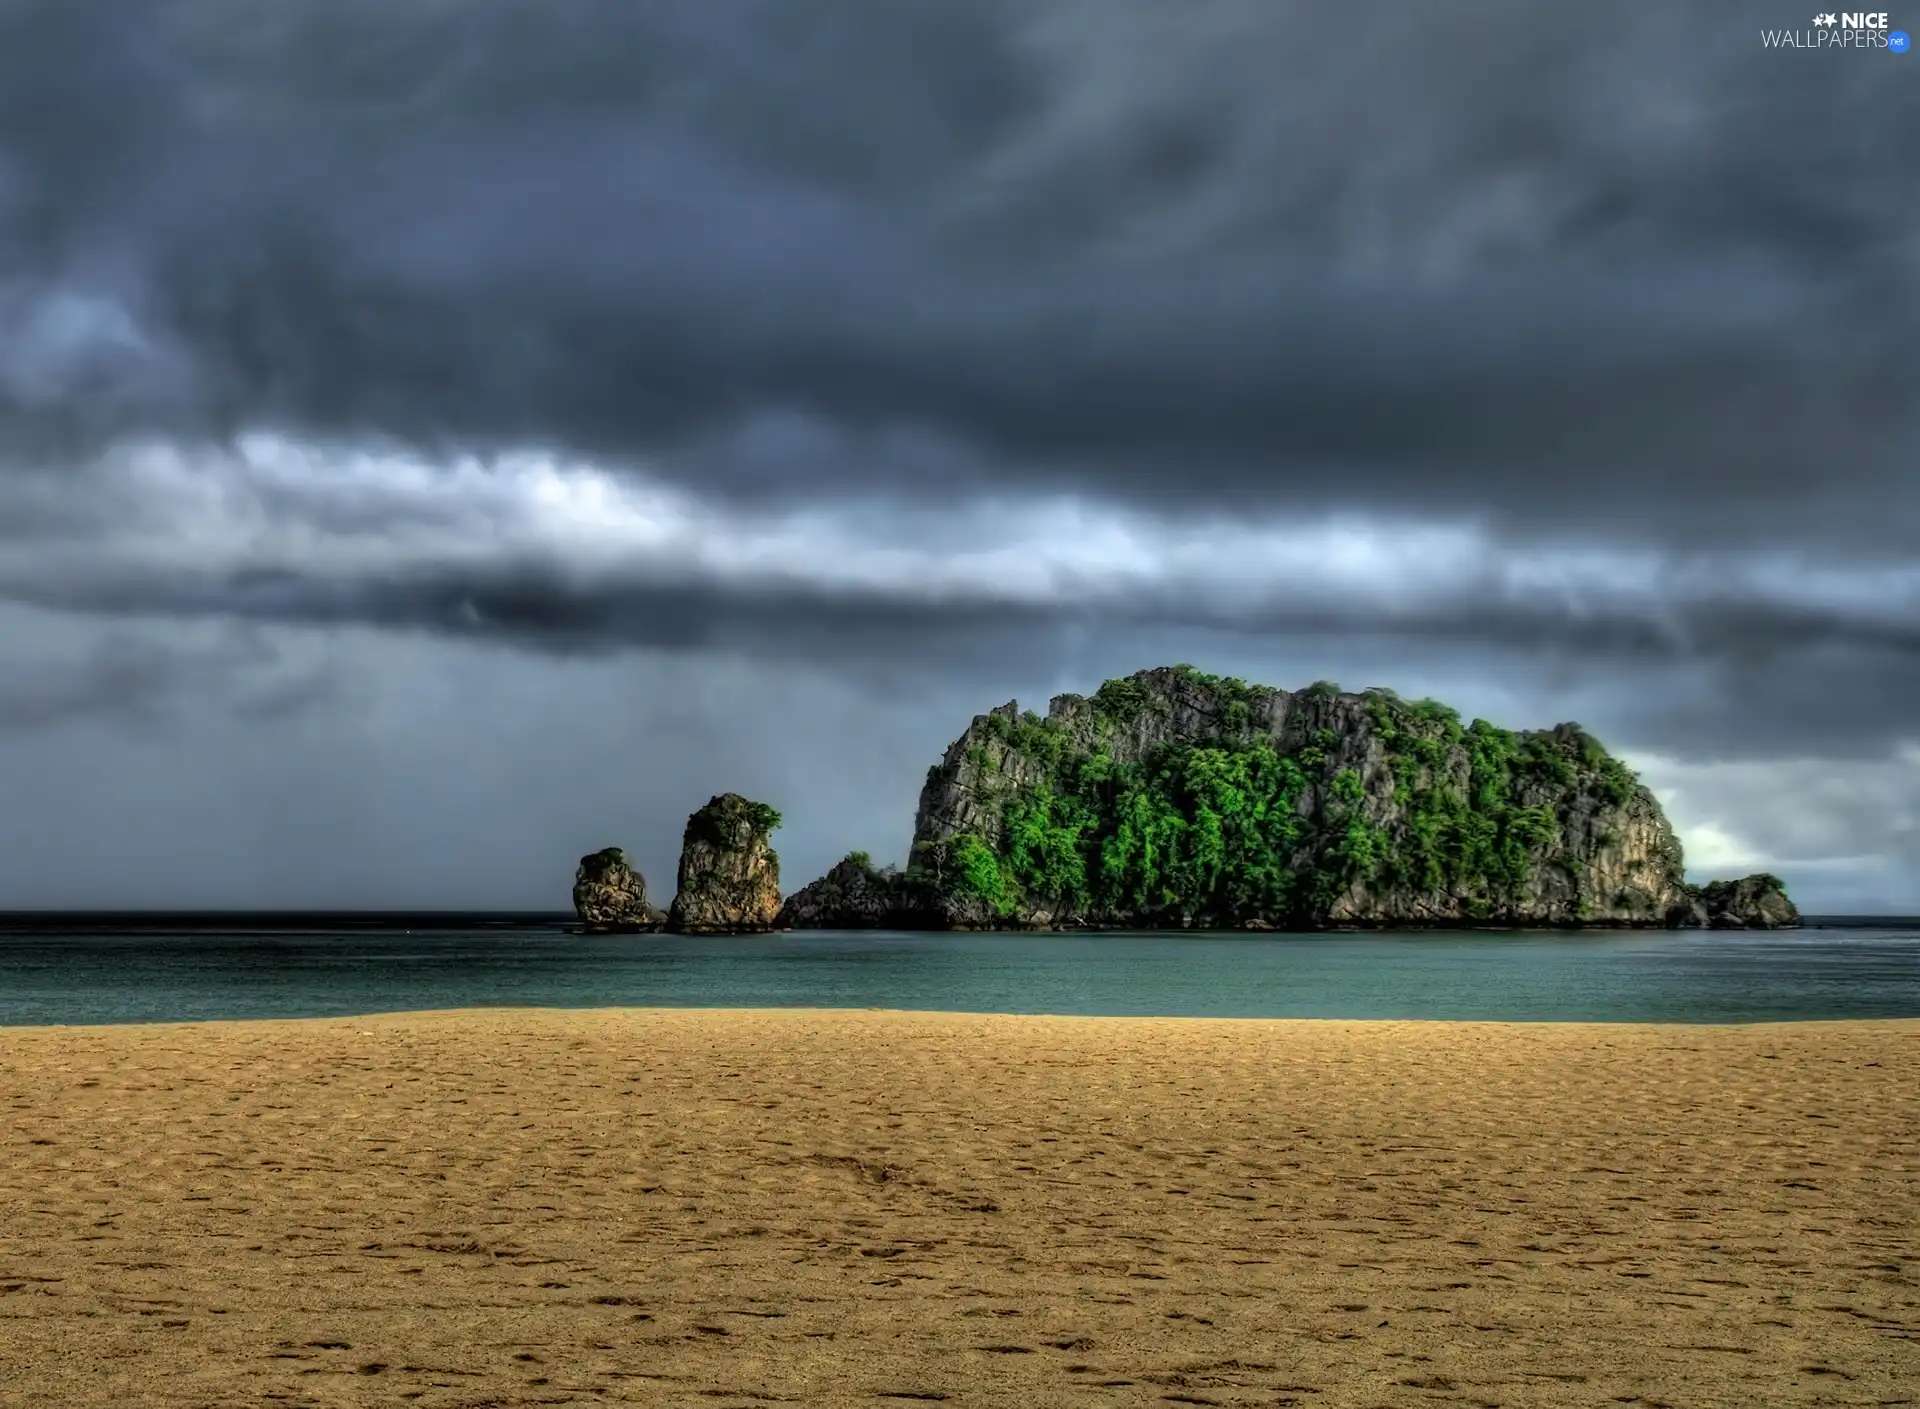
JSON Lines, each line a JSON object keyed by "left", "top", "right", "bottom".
{"left": 572, "top": 847, "right": 664, "bottom": 932}
{"left": 787, "top": 666, "right": 1799, "bottom": 930}
{"left": 667, "top": 794, "right": 784, "bottom": 934}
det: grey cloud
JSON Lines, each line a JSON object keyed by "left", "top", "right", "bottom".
{"left": 0, "top": 426, "right": 1912, "bottom": 760}
{"left": 7, "top": 511, "right": 1917, "bottom": 656}
{"left": 2, "top": 535, "right": 1915, "bottom": 765}
{"left": 0, "top": 1, "right": 1912, "bottom": 542}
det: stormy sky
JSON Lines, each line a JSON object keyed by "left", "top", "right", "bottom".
{"left": 0, "top": 0, "right": 1914, "bottom": 912}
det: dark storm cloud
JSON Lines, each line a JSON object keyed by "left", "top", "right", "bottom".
{"left": 3, "top": 478, "right": 1915, "bottom": 763}
{"left": 70, "top": 563, "right": 1918, "bottom": 670}
{"left": 0, "top": 0, "right": 1913, "bottom": 540}
{"left": 0, "top": 411, "right": 1912, "bottom": 766}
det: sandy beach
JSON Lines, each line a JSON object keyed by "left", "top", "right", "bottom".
{"left": 0, "top": 1009, "right": 1915, "bottom": 1408}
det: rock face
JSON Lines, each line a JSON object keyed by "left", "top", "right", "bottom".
{"left": 572, "top": 847, "right": 664, "bottom": 931}
{"left": 785, "top": 666, "right": 1800, "bottom": 930}
{"left": 668, "top": 794, "right": 785, "bottom": 933}
{"left": 1688, "top": 874, "right": 1802, "bottom": 930}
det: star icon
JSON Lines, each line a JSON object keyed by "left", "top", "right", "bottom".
{"left": 1814, "top": 12, "right": 1836, "bottom": 23}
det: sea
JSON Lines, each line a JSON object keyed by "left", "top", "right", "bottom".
{"left": 0, "top": 915, "right": 1916, "bottom": 1026}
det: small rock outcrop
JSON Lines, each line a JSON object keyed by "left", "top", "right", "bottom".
{"left": 572, "top": 847, "right": 664, "bottom": 932}
{"left": 1685, "top": 873, "right": 1802, "bottom": 930}
{"left": 667, "top": 794, "right": 784, "bottom": 934}
{"left": 775, "top": 853, "right": 945, "bottom": 929}
{"left": 776, "top": 852, "right": 1014, "bottom": 930}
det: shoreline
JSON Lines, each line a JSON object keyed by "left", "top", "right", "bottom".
{"left": 7, "top": 1003, "right": 1920, "bottom": 1032}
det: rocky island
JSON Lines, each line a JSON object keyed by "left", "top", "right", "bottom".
{"left": 578, "top": 667, "right": 1799, "bottom": 933}
{"left": 778, "top": 666, "right": 1800, "bottom": 932}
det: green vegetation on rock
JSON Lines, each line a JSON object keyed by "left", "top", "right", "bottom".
{"left": 772, "top": 665, "right": 1799, "bottom": 932}
{"left": 1354, "top": 689, "right": 1642, "bottom": 905}
{"left": 945, "top": 833, "right": 1020, "bottom": 915}
{"left": 904, "top": 667, "right": 1681, "bottom": 928}
{"left": 922, "top": 731, "right": 1321, "bottom": 923}
{"left": 1009, "top": 740, "right": 1309, "bottom": 919}
{"left": 692, "top": 797, "right": 781, "bottom": 838}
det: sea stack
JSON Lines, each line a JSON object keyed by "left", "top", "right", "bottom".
{"left": 572, "top": 847, "right": 664, "bottom": 932}
{"left": 667, "top": 794, "right": 785, "bottom": 933}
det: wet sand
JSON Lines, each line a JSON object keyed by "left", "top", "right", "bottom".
{"left": 1, "top": 1008, "right": 1915, "bottom": 1407}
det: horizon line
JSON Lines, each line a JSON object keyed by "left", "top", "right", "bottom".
{"left": 0, "top": 910, "right": 1911, "bottom": 927}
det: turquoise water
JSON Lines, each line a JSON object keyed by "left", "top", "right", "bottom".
{"left": 0, "top": 919, "right": 1916, "bottom": 1025}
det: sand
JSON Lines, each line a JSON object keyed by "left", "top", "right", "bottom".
{"left": 0, "top": 1009, "right": 1915, "bottom": 1408}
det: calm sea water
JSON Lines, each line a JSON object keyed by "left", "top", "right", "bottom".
{"left": 0, "top": 916, "right": 1916, "bottom": 1026}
